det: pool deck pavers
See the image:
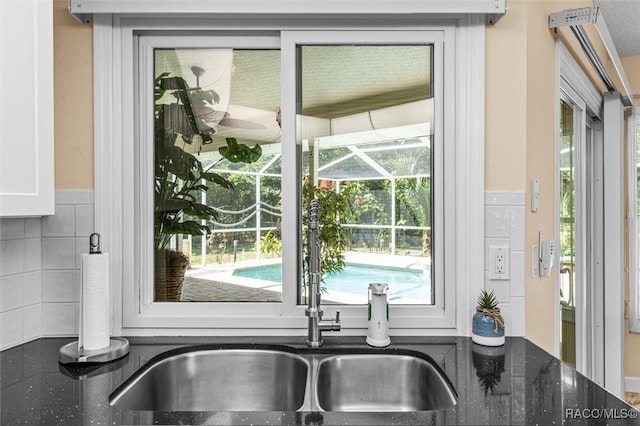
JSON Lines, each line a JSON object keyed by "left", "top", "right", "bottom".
{"left": 181, "top": 276, "right": 281, "bottom": 302}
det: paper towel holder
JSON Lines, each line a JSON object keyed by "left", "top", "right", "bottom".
{"left": 59, "top": 337, "right": 130, "bottom": 365}
{"left": 59, "top": 233, "right": 130, "bottom": 365}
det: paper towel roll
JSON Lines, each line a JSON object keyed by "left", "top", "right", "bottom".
{"left": 80, "top": 253, "right": 110, "bottom": 350}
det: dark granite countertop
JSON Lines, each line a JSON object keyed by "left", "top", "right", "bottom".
{"left": 1, "top": 336, "right": 638, "bottom": 425}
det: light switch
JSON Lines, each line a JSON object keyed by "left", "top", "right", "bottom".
{"left": 531, "top": 178, "right": 540, "bottom": 212}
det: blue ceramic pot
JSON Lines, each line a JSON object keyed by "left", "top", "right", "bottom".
{"left": 472, "top": 307, "right": 505, "bottom": 346}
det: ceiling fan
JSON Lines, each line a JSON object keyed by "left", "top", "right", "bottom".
{"left": 188, "top": 66, "right": 265, "bottom": 132}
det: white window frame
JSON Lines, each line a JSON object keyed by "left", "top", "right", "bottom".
{"left": 629, "top": 115, "right": 640, "bottom": 333}
{"left": 93, "top": 14, "right": 485, "bottom": 337}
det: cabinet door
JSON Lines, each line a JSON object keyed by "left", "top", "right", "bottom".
{"left": 0, "top": 0, "right": 54, "bottom": 217}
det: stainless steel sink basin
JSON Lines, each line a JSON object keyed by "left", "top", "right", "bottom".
{"left": 315, "top": 354, "right": 457, "bottom": 412}
{"left": 109, "top": 347, "right": 308, "bottom": 411}
{"left": 110, "top": 345, "right": 457, "bottom": 413}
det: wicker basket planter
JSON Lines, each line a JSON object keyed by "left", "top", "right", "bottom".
{"left": 155, "top": 249, "right": 189, "bottom": 302}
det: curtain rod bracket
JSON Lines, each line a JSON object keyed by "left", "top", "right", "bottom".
{"left": 550, "top": 6, "right": 634, "bottom": 104}
{"left": 549, "top": 6, "right": 598, "bottom": 28}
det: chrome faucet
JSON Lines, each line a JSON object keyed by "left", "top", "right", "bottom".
{"left": 305, "top": 198, "right": 341, "bottom": 347}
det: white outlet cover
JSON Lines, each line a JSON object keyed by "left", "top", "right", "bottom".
{"left": 489, "top": 245, "right": 510, "bottom": 280}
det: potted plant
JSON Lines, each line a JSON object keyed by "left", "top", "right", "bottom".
{"left": 154, "top": 72, "right": 261, "bottom": 301}
{"left": 471, "top": 289, "right": 505, "bottom": 346}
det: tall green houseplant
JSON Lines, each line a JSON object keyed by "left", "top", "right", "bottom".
{"left": 396, "top": 176, "right": 432, "bottom": 256}
{"left": 302, "top": 179, "right": 353, "bottom": 296}
{"left": 257, "top": 179, "right": 352, "bottom": 297}
{"left": 154, "top": 72, "right": 261, "bottom": 301}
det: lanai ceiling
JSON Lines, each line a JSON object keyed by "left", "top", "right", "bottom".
{"left": 593, "top": 0, "right": 640, "bottom": 58}
{"left": 155, "top": 45, "right": 432, "bottom": 146}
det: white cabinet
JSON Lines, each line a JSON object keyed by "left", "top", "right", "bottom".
{"left": 0, "top": 0, "right": 54, "bottom": 217}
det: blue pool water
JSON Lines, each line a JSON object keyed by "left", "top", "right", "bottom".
{"left": 232, "top": 263, "right": 431, "bottom": 302}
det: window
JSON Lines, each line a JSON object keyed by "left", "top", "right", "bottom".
{"left": 296, "top": 43, "right": 435, "bottom": 306}
{"left": 153, "top": 46, "right": 282, "bottom": 303}
{"left": 95, "top": 15, "right": 485, "bottom": 335}
{"left": 152, "top": 39, "right": 435, "bottom": 307}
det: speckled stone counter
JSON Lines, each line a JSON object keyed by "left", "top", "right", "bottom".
{"left": 1, "top": 336, "right": 638, "bottom": 425}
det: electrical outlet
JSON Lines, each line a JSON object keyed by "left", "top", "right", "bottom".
{"left": 489, "top": 245, "right": 510, "bottom": 280}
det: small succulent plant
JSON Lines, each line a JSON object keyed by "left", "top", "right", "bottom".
{"left": 477, "top": 289, "right": 499, "bottom": 311}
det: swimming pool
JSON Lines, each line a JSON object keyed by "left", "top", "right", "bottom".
{"left": 232, "top": 263, "right": 431, "bottom": 303}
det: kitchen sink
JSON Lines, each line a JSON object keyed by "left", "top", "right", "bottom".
{"left": 314, "top": 354, "right": 457, "bottom": 411}
{"left": 109, "top": 344, "right": 457, "bottom": 413}
{"left": 109, "top": 346, "right": 308, "bottom": 411}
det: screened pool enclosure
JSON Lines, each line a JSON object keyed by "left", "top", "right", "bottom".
{"left": 153, "top": 45, "right": 434, "bottom": 305}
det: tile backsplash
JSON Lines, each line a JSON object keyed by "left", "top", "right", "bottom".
{"left": 1, "top": 190, "right": 526, "bottom": 350}
{"left": 1, "top": 191, "right": 93, "bottom": 350}
{"left": 0, "top": 218, "right": 42, "bottom": 350}
{"left": 484, "top": 191, "right": 526, "bottom": 337}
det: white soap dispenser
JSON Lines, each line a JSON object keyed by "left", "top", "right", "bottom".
{"left": 366, "top": 282, "right": 391, "bottom": 347}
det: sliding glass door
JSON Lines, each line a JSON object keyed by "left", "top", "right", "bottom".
{"left": 558, "top": 86, "right": 600, "bottom": 375}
